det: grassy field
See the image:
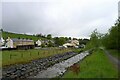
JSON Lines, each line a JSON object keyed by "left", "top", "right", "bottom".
{"left": 108, "top": 49, "right": 120, "bottom": 60}
{"left": 2, "top": 48, "right": 73, "bottom": 67}
{"left": 2, "top": 31, "right": 41, "bottom": 41}
{"left": 63, "top": 49, "right": 118, "bottom": 78}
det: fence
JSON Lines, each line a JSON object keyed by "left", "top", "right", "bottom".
{"left": 2, "top": 48, "right": 73, "bottom": 66}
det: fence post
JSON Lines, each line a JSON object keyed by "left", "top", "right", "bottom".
{"left": 38, "top": 52, "right": 39, "bottom": 55}
{"left": 21, "top": 53, "right": 23, "bottom": 58}
{"left": 53, "top": 49, "right": 54, "bottom": 54}
{"left": 30, "top": 52, "right": 31, "bottom": 56}
{"left": 10, "top": 54, "right": 12, "bottom": 59}
{"left": 44, "top": 51, "right": 46, "bottom": 54}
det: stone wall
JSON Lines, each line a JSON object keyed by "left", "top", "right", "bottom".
{"left": 2, "top": 52, "right": 77, "bottom": 79}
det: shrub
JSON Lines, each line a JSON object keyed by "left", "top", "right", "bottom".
{"left": 69, "top": 63, "right": 80, "bottom": 75}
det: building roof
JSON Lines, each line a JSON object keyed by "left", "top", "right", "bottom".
{"left": 11, "top": 38, "right": 34, "bottom": 42}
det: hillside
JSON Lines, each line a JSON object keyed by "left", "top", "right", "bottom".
{"left": 2, "top": 31, "right": 41, "bottom": 41}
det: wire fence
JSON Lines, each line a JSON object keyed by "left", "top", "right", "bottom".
{"left": 9, "top": 49, "right": 70, "bottom": 59}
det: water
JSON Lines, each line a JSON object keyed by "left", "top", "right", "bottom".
{"left": 30, "top": 51, "right": 90, "bottom": 78}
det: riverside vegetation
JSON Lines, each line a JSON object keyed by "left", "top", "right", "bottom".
{"left": 63, "top": 48, "right": 118, "bottom": 78}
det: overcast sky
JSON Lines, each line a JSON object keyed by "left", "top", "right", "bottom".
{"left": 1, "top": 0, "right": 119, "bottom": 38}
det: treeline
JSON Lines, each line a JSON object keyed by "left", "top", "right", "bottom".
{"left": 35, "top": 33, "right": 90, "bottom": 47}
{"left": 1, "top": 29, "right": 90, "bottom": 47}
{"left": 102, "top": 19, "right": 120, "bottom": 50}
{"left": 53, "top": 37, "right": 89, "bottom": 47}
{"left": 86, "top": 18, "right": 120, "bottom": 50}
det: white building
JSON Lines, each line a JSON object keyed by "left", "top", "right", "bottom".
{"left": 0, "top": 37, "right": 5, "bottom": 46}
{"left": 36, "top": 39, "right": 42, "bottom": 47}
{"left": 71, "top": 40, "right": 79, "bottom": 46}
{"left": 63, "top": 43, "right": 75, "bottom": 48}
{"left": 5, "top": 37, "right": 13, "bottom": 48}
{"left": 63, "top": 39, "right": 79, "bottom": 48}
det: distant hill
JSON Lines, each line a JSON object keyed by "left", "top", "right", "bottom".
{"left": 2, "top": 31, "right": 41, "bottom": 41}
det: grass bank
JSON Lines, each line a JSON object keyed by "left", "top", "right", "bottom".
{"left": 2, "top": 31, "right": 40, "bottom": 41}
{"left": 63, "top": 49, "right": 118, "bottom": 78}
{"left": 2, "top": 48, "right": 73, "bottom": 67}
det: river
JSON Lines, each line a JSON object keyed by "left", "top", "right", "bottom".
{"left": 30, "top": 51, "right": 90, "bottom": 78}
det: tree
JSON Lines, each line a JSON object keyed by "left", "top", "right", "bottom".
{"left": 86, "top": 18, "right": 120, "bottom": 50}
{"left": 41, "top": 43, "right": 45, "bottom": 48}
{"left": 69, "top": 37, "right": 71, "bottom": 40}
{"left": 47, "top": 40, "right": 54, "bottom": 47}
{"left": 59, "top": 37, "right": 66, "bottom": 45}
{"left": 54, "top": 37, "right": 59, "bottom": 46}
{"left": 79, "top": 38, "right": 90, "bottom": 45}
{"left": 54, "top": 37, "right": 66, "bottom": 46}
{"left": 90, "top": 29, "right": 99, "bottom": 47}
{"left": 47, "top": 34, "right": 52, "bottom": 39}
{"left": 36, "top": 33, "right": 46, "bottom": 38}
{"left": 18, "top": 37, "right": 20, "bottom": 39}
{"left": 0, "top": 29, "right": 3, "bottom": 32}
{"left": 85, "top": 29, "right": 100, "bottom": 49}
{"left": 102, "top": 18, "right": 120, "bottom": 50}
{"left": 65, "top": 37, "right": 69, "bottom": 41}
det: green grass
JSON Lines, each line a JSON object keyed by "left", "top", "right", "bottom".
{"left": 0, "top": 51, "right": 2, "bottom": 67}
{"left": 2, "top": 31, "right": 41, "bottom": 41}
{"left": 73, "top": 48, "right": 84, "bottom": 53}
{"left": 2, "top": 48, "right": 73, "bottom": 67}
{"left": 108, "top": 49, "right": 120, "bottom": 60}
{"left": 63, "top": 49, "right": 118, "bottom": 78}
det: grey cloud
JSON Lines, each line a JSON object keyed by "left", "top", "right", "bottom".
{"left": 2, "top": 0, "right": 119, "bottom": 38}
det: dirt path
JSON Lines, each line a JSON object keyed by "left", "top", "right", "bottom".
{"left": 103, "top": 49, "right": 120, "bottom": 71}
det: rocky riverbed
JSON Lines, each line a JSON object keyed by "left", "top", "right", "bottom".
{"left": 2, "top": 51, "right": 77, "bottom": 79}
{"left": 30, "top": 51, "right": 90, "bottom": 78}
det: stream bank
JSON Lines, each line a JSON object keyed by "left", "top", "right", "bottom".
{"left": 30, "top": 50, "right": 91, "bottom": 78}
